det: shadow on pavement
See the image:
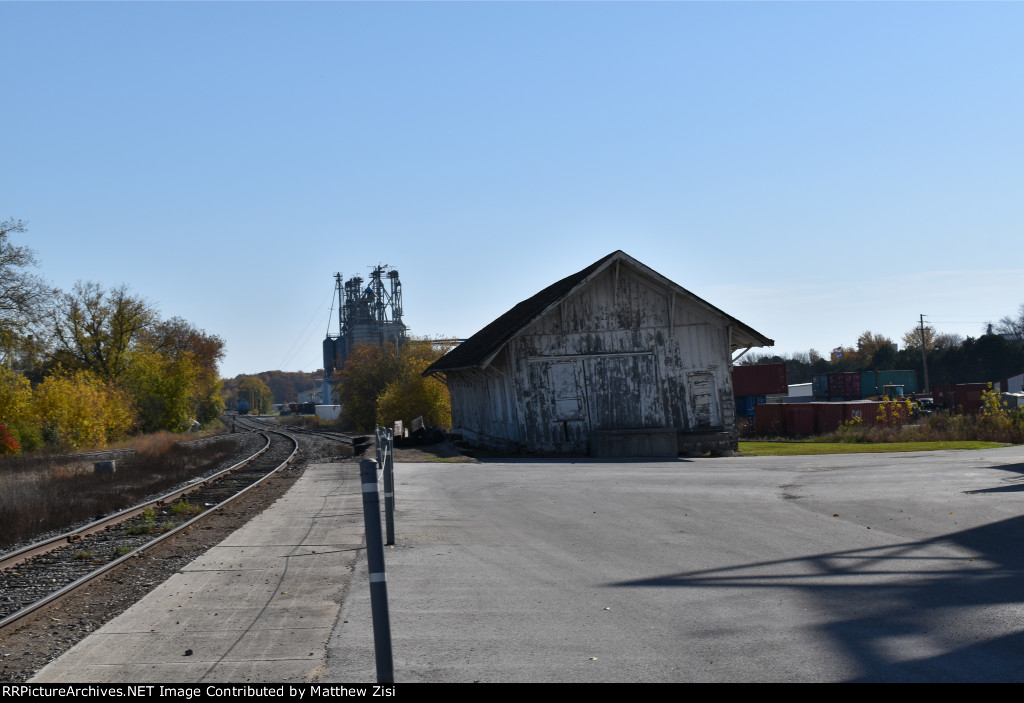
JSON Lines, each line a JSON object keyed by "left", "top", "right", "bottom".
{"left": 611, "top": 513, "right": 1024, "bottom": 682}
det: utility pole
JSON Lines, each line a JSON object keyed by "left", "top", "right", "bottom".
{"left": 920, "top": 313, "right": 931, "bottom": 394}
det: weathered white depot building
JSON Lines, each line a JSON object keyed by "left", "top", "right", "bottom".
{"left": 424, "top": 250, "right": 773, "bottom": 456}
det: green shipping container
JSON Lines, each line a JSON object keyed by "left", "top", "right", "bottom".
{"left": 860, "top": 370, "right": 918, "bottom": 397}
{"left": 861, "top": 371, "right": 877, "bottom": 398}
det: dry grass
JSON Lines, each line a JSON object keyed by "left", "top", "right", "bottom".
{"left": 818, "top": 410, "right": 1024, "bottom": 445}
{"left": 0, "top": 437, "right": 244, "bottom": 549}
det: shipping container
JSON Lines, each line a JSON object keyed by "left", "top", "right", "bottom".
{"left": 878, "top": 370, "right": 918, "bottom": 395}
{"left": 783, "top": 405, "right": 815, "bottom": 437}
{"left": 860, "top": 370, "right": 919, "bottom": 398}
{"left": 828, "top": 372, "right": 861, "bottom": 400}
{"left": 860, "top": 371, "right": 878, "bottom": 398}
{"left": 734, "top": 395, "right": 766, "bottom": 418}
{"left": 842, "top": 401, "right": 881, "bottom": 426}
{"left": 933, "top": 383, "right": 988, "bottom": 414}
{"left": 733, "top": 363, "right": 788, "bottom": 396}
{"left": 998, "top": 373, "right": 1024, "bottom": 393}
{"left": 812, "top": 374, "right": 829, "bottom": 398}
{"left": 755, "top": 403, "right": 785, "bottom": 436}
{"left": 754, "top": 401, "right": 887, "bottom": 437}
{"left": 1001, "top": 393, "right": 1024, "bottom": 410}
{"left": 813, "top": 403, "right": 846, "bottom": 435}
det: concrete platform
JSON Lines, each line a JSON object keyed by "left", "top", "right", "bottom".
{"left": 31, "top": 462, "right": 365, "bottom": 683}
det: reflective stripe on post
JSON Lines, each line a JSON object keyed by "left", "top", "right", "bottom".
{"left": 359, "top": 458, "right": 394, "bottom": 683}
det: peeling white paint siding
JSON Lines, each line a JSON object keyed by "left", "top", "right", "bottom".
{"left": 447, "top": 264, "right": 739, "bottom": 452}
{"left": 448, "top": 349, "right": 521, "bottom": 447}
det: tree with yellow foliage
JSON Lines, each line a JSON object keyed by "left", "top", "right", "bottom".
{"left": 376, "top": 341, "right": 451, "bottom": 430}
{"left": 32, "top": 369, "right": 135, "bottom": 450}
{"left": 335, "top": 339, "right": 451, "bottom": 432}
{"left": 237, "top": 376, "right": 273, "bottom": 415}
{"left": 0, "top": 366, "right": 33, "bottom": 451}
{"left": 125, "top": 350, "right": 201, "bottom": 433}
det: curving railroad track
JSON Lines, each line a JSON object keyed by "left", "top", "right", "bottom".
{"left": 0, "top": 418, "right": 371, "bottom": 682}
{"left": 240, "top": 415, "right": 372, "bottom": 454}
{"left": 0, "top": 422, "right": 299, "bottom": 635}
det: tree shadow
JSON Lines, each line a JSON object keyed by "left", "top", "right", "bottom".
{"left": 611, "top": 514, "right": 1024, "bottom": 682}
{"left": 967, "top": 461, "right": 1024, "bottom": 494}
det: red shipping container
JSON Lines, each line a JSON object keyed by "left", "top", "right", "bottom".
{"left": 813, "top": 403, "right": 847, "bottom": 435}
{"left": 783, "top": 404, "right": 815, "bottom": 437}
{"left": 755, "top": 404, "right": 785, "bottom": 436}
{"left": 934, "top": 383, "right": 988, "bottom": 413}
{"left": 828, "top": 372, "right": 862, "bottom": 400}
{"left": 733, "top": 363, "right": 788, "bottom": 396}
{"left": 843, "top": 401, "right": 881, "bottom": 427}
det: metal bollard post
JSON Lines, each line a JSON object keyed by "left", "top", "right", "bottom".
{"left": 383, "top": 429, "right": 395, "bottom": 546}
{"left": 375, "top": 426, "right": 383, "bottom": 467}
{"left": 359, "top": 458, "right": 394, "bottom": 683}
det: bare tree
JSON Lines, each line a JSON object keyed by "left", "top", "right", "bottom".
{"left": 0, "top": 218, "right": 55, "bottom": 343}
{"left": 933, "top": 331, "right": 964, "bottom": 350}
{"left": 994, "top": 304, "right": 1024, "bottom": 341}
{"left": 903, "top": 325, "right": 964, "bottom": 352}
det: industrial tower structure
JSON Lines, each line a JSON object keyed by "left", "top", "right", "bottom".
{"left": 320, "top": 266, "right": 406, "bottom": 403}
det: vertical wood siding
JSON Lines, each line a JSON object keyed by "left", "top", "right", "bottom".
{"left": 447, "top": 263, "right": 737, "bottom": 451}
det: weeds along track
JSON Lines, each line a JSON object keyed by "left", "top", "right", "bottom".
{"left": 0, "top": 436, "right": 262, "bottom": 547}
{"left": 0, "top": 424, "right": 298, "bottom": 634}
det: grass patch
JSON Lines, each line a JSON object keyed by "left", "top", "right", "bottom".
{"left": 126, "top": 506, "right": 158, "bottom": 535}
{"left": 414, "top": 456, "right": 470, "bottom": 463}
{"left": 170, "top": 497, "right": 203, "bottom": 516}
{"left": 739, "top": 440, "right": 1009, "bottom": 456}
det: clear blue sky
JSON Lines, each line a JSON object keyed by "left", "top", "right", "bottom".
{"left": 4, "top": 1, "right": 1021, "bottom": 379}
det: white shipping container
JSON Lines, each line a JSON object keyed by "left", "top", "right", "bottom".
{"left": 1005, "top": 373, "right": 1024, "bottom": 393}
{"left": 1000, "top": 393, "right": 1024, "bottom": 410}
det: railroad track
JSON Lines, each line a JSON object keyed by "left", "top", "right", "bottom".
{"left": 238, "top": 415, "right": 372, "bottom": 453}
{"left": 0, "top": 423, "right": 298, "bottom": 635}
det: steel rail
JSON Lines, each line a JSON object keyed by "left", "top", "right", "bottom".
{"left": 0, "top": 428, "right": 298, "bottom": 633}
{"left": 240, "top": 414, "right": 371, "bottom": 451}
{"left": 0, "top": 432, "right": 273, "bottom": 573}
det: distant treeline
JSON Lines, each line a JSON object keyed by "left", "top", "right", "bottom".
{"left": 222, "top": 370, "right": 324, "bottom": 410}
{"left": 742, "top": 328, "right": 1024, "bottom": 388}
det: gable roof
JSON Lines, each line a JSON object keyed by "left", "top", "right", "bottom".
{"left": 424, "top": 250, "right": 773, "bottom": 374}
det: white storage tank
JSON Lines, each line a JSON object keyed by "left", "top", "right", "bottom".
{"left": 316, "top": 404, "right": 342, "bottom": 421}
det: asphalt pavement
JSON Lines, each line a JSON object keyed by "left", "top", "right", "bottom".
{"left": 327, "top": 447, "right": 1024, "bottom": 682}
{"left": 33, "top": 446, "right": 1024, "bottom": 683}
